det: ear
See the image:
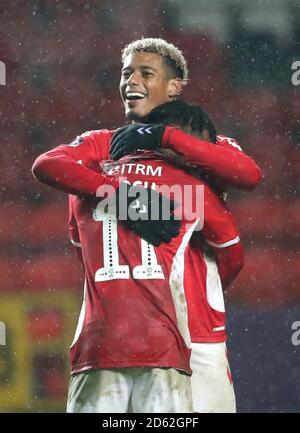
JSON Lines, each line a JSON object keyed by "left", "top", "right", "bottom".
{"left": 168, "top": 78, "right": 183, "bottom": 98}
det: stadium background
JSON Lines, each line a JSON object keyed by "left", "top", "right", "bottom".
{"left": 0, "top": 0, "right": 299, "bottom": 412}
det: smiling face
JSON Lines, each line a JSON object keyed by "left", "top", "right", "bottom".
{"left": 119, "top": 51, "right": 182, "bottom": 121}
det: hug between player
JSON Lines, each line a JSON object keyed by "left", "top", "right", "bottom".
{"left": 32, "top": 38, "right": 261, "bottom": 413}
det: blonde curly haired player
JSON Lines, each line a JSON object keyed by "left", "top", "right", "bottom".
{"left": 122, "top": 37, "right": 189, "bottom": 84}
{"left": 119, "top": 38, "right": 188, "bottom": 121}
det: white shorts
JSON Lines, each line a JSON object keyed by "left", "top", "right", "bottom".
{"left": 67, "top": 367, "right": 193, "bottom": 413}
{"left": 190, "top": 342, "right": 236, "bottom": 413}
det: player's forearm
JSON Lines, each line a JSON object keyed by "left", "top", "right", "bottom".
{"left": 162, "top": 128, "right": 261, "bottom": 191}
{"left": 32, "top": 149, "right": 118, "bottom": 196}
{"left": 213, "top": 242, "right": 244, "bottom": 288}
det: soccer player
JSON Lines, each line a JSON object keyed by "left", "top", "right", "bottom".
{"left": 67, "top": 178, "right": 195, "bottom": 412}
{"left": 109, "top": 38, "right": 261, "bottom": 192}
{"left": 33, "top": 38, "right": 261, "bottom": 201}
{"left": 65, "top": 110, "right": 242, "bottom": 412}
{"left": 137, "top": 99, "right": 243, "bottom": 412}
{"left": 33, "top": 105, "right": 243, "bottom": 413}
{"left": 32, "top": 38, "right": 261, "bottom": 412}
{"left": 32, "top": 38, "right": 260, "bottom": 249}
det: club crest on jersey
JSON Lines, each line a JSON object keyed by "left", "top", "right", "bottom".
{"left": 68, "top": 137, "right": 84, "bottom": 147}
{"left": 101, "top": 161, "right": 120, "bottom": 176}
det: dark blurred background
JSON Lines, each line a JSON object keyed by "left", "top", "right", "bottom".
{"left": 0, "top": 0, "right": 299, "bottom": 412}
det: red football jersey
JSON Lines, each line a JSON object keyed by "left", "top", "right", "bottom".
{"left": 162, "top": 127, "right": 261, "bottom": 191}
{"left": 184, "top": 235, "right": 231, "bottom": 343}
{"left": 184, "top": 135, "right": 243, "bottom": 343}
{"left": 68, "top": 143, "right": 240, "bottom": 374}
{"left": 69, "top": 191, "right": 193, "bottom": 375}
{"left": 33, "top": 127, "right": 247, "bottom": 357}
{"left": 68, "top": 156, "right": 199, "bottom": 375}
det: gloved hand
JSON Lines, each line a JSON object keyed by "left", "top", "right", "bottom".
{"left": 110, "top": 124, "right": 166, "bottom": 160}
{"left": 115, "top": 181, "right": 180, "bottom": 246}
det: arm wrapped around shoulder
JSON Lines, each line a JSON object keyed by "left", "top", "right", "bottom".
{"left": 162, "top": 127, "right": 262, "bottom": 191}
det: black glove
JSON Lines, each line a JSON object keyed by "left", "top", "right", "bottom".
{"left": 110, "top": 124, "right": 166, "bottom": 160}
{"left": 114, "top": 181, "right": 180, "bottom": 247}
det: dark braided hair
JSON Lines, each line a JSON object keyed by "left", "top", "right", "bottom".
{"left": 143, "top": 99, "right": 217, "bottom": 143}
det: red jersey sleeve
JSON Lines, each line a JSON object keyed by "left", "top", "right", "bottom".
{"left": 32, "top": 129, "right": 119, "bottom": 196}
{"left": 162, "top": 127, "right": 262, "bottom": 191}
{"left": 212, "top": 242, "right": 244, "bottom": 288}
{"left": 202, "top": 184, "right": 240, "bottom": 247}
{"left": 200, "top": 184, "right": 244, "bottom": 287}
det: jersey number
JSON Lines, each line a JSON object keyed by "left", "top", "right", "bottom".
{"left": 93, "top": 208, "right": 165, "bottom": 281}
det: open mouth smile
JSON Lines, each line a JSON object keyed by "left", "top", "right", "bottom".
{"left": 125, "top": 92, "right": 148, "bottom": 101}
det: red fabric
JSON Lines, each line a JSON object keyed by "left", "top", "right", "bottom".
{"left": 162, "top": 127, "right": 262, "bottom": 191}
{"left": 68, "top": 153, "right": 241, "bottom": 371}
{"left": 32, "top": 129, "right": 119, "bottom": 197}
{"left": 69, "top": 192, "right": 193, "bottom": 374}
{"left": 184, "top": 233, "right": 242, "bottom": 344}
{"left": 213, "top": 242, "right": 244, "bottom": 289}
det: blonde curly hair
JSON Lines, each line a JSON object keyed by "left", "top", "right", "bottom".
{"left": 122, "top": 38, "right": 188, "bottom": 85}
